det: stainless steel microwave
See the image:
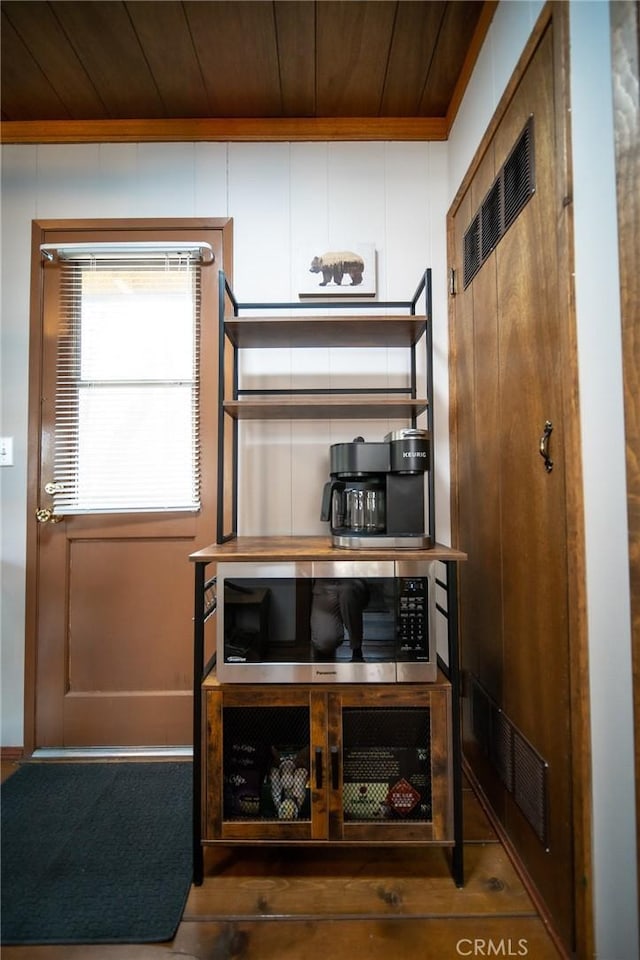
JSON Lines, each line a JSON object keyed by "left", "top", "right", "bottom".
{"left": 215, "top": 560, "right": 437, "bottom": 683}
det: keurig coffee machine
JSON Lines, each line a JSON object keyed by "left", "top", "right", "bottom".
{"left": 320, "top": 428, "right": 431, "bottom": 548}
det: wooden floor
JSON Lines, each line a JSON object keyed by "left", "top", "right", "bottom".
{"left": 1, "top": 760, "right": 566, "bottom": 959}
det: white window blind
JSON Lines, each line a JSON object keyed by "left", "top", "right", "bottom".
{"left": 51, "top": 251, "right": 201, "bottom": 514}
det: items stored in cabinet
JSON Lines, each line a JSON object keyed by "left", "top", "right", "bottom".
{"left": 342, "top": 707, "right": 432, "bottom": 821}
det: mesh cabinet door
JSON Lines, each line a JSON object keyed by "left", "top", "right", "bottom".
{"left": 329, "top": 687, "right": 453, "bottom": 844}
{"left": 205, "top": 687, "right": 326, "bottom": 842}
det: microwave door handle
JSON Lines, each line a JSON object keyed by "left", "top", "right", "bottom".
{"left": 315, "top": 748, "right": 323, "bottom": 789}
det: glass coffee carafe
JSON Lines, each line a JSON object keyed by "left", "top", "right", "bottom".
{"left": 323, "top": 478, "right": 386, "bottom": 535}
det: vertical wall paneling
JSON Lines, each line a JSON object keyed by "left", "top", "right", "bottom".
{"left": 288, "top": 143, "right": 333, "bottom": 536}
{"left": 290, "top": 142, "right": 331, "bottom": 291}
{"left": 230, "top": 142, "right": 293, "bottom": 535}
{"left": 96, "top": 144, "right": 140, "bottom": 214}
{"left": 325, "top": 143, "right": 387, "bottom": 284}
{"left": 425, "top": 142, "right": 452, "bottom": 545}
{"left": 194, "top": 143, "right": 229, "bottom": 216}
{"left": 569, "top": 2, "right": 639, "bottom": 956}
{"left": 610, "top": 0, "right": 640, "bottom": 917}
{"left": 447, "top": 1, "right": 545, "bottom": 205}
{"left": 229, "top": 142, "right": 293, "bottom": 299}
{"left": 135, "top": 143, "right": 199, "bottom": 216}
{"left": 36, "top": 144, "right": 103, "bottom": 218}
{"left": 2, "top": 134, "right": 444, "bottom": 741}
{"left": 0, "top": 146, "right": 37, "bottom": 748}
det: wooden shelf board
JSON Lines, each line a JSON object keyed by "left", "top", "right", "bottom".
{"left": 191, "top": 535, "right": 467, "bottom": 564}
{"left": 224, "top": 315, "right": 427, "bottom": 349}
{"left": 223, "top": 397, "right": 428, "bottom": 420}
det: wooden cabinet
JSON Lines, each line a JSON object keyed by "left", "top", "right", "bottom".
{"left": 203, "top": 676, "right": 453, "bottom": 847}
{"left": 191, "top": 539, "right": 466, "bottom": 886}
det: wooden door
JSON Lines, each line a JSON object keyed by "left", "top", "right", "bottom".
{"left": 26, "top": 218, "right": 232, "bottom": 750}
{"left": 448, "top": 22, "right": 577, "bottom": 950}
{"left": 493, "top": 30, "right": 573, "bottom": 940}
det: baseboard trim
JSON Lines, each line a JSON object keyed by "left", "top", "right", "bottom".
{"left": 463, "top": 757, "right": 572, "bottom": 960}
{"left": 30, "top": 746, "right": 193, "bottom": 760}
{"left": 0, "top": 747, "right": 24, "bottom": 761}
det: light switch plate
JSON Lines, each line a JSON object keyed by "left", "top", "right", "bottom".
{"left": 0, "top": 437, "right": 14, "bottom": 466}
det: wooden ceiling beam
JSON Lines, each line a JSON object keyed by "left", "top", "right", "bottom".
{"left": 0, "top": 116, "right": 448, "bottom": 144}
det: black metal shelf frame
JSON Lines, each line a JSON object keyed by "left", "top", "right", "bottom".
{"left": 216, "top": 269, "right": 435, "bottom": 544}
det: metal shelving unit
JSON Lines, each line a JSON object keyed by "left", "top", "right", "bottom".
{"left": 215, "top": 269, "right": 434, "bottom": 544}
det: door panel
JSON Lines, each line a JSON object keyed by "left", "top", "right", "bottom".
{"left": 30, "top": 219, "right": 231, "bottom": 748}
{"left": 448, "top": 25, "right": 575, "bottom": 950}
{"left": 468, "top": 145, "right": 503, "bottom": 707}
{"left": 67, "top": 539, "right": 194, "bottom": 691}
{"left": 451, "top": 149, "right": 506, "bottom": 822}
{"left": 494, "top": 28, "right": 573, "bottom": 941}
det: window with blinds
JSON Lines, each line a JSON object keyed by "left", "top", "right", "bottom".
{"left": 51, "top": 251, "right": 201, "bottom": 514}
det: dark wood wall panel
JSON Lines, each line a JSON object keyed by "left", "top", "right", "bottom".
{"left": 494, "top": 31, "right": 573, "bottom": 941}
{"left": 448, "top": 18, "right": 578, "bottom": 953}
{"left": 610, "top": 0, "right": 640, "bottom": 903}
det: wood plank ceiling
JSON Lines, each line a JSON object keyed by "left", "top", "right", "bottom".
{"left": 0, "top": 0, "right": 493, "bottom": 143}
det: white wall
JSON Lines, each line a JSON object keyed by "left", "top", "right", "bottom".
{"left": 0, "top": 138, "right": 449, "bottom": 748}
{"left": 569, "top": 4, "right": 639, "bottom": 957}
{"left": 447, "top": 1, "right": 639, "bottom": 956}
{"left": 231, "top": 141, "right": 450, "bottom": 539}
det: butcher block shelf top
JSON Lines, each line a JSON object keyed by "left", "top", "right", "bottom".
{"left": 223, "top": 396, "right": 428, "bottom": 421}
{"left": 190, "top": 536, "right": 467, "bottom": 564}
{"left": 224, "top": 315, "right": 427, "bottom": 349}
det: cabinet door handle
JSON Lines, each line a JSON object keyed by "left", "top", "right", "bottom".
{"left": 330, "top": 745, "right": 340, "bottom": 790}
{"left": 315, "top": 748, "right": 323, "bottom": 789}
{"left": 539, "top": 420, "right": 554, "bottom": 473}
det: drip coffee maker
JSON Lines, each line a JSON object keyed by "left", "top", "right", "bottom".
{"left": 321, "top": 428, "right": 431, "bottom": 549}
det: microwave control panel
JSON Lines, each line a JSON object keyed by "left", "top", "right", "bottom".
{"left": 397, "top": 578, "right": 429, "bottom": 660}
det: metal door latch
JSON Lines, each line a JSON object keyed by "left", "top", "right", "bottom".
{"left": 539, "top": 420, "right": 554, "bottom": 473}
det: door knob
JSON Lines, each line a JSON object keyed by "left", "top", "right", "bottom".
{"left": 35, "top": 508, "right": 64, "bottom": 524}
{"left": 44, "top": 481, "right": 64, "bottom": 495}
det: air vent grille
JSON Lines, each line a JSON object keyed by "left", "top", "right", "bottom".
{"left": 513, "top": 730, "right": 548, "bottom": 846}
{"left": 462, "top": 116, "right": 535, "bottom": 289}
{"left": 490, "top": 707, "right": 514, "bottom": 791}
{"left": 481, "top": 180, "right": 503, "bottom": 259}
{"left": 470, "top": 674, "right": 548, "bottom": 848}
{"left": 504, "top": 120, "right": 535, "bottom": 230}
{"left": 463, "top": 213, "right": 481, "bottom": 287}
